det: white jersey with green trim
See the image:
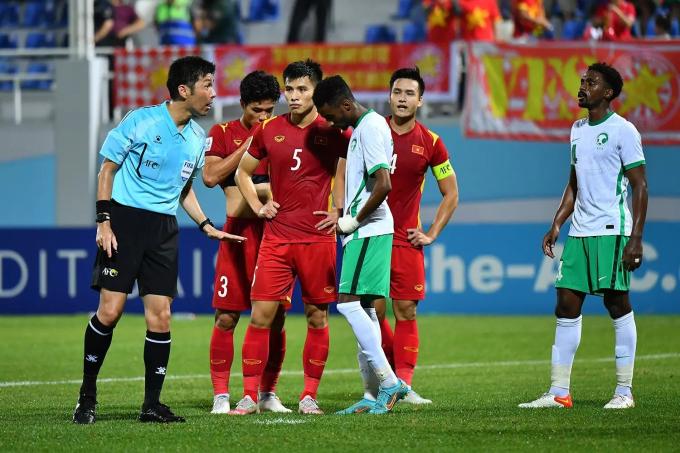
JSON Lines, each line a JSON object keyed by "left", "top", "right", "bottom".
{"left": 343, "top": 109, "right": 394, "bottom": 246}
{"left": 568, "top": 112, "right": 645, "bottom": 237}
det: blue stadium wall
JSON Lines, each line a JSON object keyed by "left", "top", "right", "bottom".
{"left": 1, "top": 125, "right": 679, "bottom": 314}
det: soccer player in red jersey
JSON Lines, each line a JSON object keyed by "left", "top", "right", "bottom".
{"left": 203, "top": 71, "right": 293, "bottom": 414}
{"left": 230, "top": 59, "right": 348, "bottom": 415}
{"left": 374, "top": 67, "right": 459, "bottom": 404}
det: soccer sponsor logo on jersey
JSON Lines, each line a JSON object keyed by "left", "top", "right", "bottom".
{"left": 323, "top": 286, "right": 334, "bottom": 294}
{"left": 154, "top": 135, "right": 162, "bottom": 144}
{"left": 314, "top": 135, "right": 328, "bottom": 146}
{"left": 350, "top": 138, "right": 357, "bottom": 151}
{"left": 274, "top": 135, "right": 285, "bottom": 143}
{"left": 233, "top": 139, "right": 243, "bottom": 146}
{"left": 596, "top": 132, "right": 608, "bottom": 148}
{"left": 102, "top": 267, "right": 118, "bottom": 277}
{"left": 411, "top": 144, "right": 425, "bottom": 155}
{"left": 414, "top": 284, "right": 424, "bottom": 292}
{"left": 203, "top": 136, "right": 213, "bottom": 153}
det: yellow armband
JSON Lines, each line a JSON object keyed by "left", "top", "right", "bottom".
{"left": 431, "top": 159, "right": 453, "bottom": 181}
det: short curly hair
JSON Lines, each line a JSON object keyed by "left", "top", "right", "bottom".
{"left": 240, "top": 70, "right": 280, "bottom": 105}
{"left": 588, "top": 62, "right": 623, "bottom": 101}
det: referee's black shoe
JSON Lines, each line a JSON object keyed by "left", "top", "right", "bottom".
{"left": 139, "top": 402, "right": 186, "bottom": 423}
{"left": 73, "top": 395, "right": 97, "bottom": 424}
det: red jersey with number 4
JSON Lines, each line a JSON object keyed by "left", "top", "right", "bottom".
{"left": 386, "top": 117, "right": 450, "bottom": 247}
{"left": 248, "top": 113, "right": 348, "bottom": 243}
{"left": 205, "top": 119, "right": 268, "bottom": 188}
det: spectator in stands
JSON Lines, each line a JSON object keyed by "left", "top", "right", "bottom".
{"left": 94, "top": 0, "right": 115, "bottom": 45}
{"left": 155, "top": 0, "right": 196, "bottom": 45}
{"left": 588, "top": 0, "right": 635, "bottom": 41}
{"left": 109, "top": 0, "right": 146, "bottom": 48}
{"left": 512, "top": 0, "right": 554, "bottom": 40}
{"left": 286, "top": 0, "right": 332, "bottom": 43}
{"left": 652, "top": 12, "right": 672, "bottom": 38}
{"left": 423, "top": 0, "right": 456, "bottom": 42}
{"left": 456, "top": 0, "right": 501, "bottom": 41}
{"left": 192, "top": 0, "right": 241, "bottom": 44}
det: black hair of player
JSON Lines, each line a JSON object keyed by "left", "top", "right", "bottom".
{"left": 390, "top": 66, "right": 425, "bottom": 96}
{"left": 312, "top": 75, "right": 355, "bottom": 108}
{"left": 240, "top": 70, "right": 281, "bottom": 105}
{"left": 283, "top": 59, "right": 323, "bottom": 85}
{"left": 588, "top": 62, "right": 623, "bottom": 101}
{"left": 167, "top": 56, "right": 216, "bottom": 101}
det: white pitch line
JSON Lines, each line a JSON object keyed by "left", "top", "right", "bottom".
{"left": 1, "top": 352, "right": 678, "bottom": 389}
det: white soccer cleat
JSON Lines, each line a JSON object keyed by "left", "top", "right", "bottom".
{"left": 258, "top": 392, "right": 292, "bottom": 413}
{"left": 298, "top": 395, "right": 324, "bottom": 415}
{"left": 211, "top": 393, "right": 230, "bottom": 414}
{"left": 228, "top": 395, "right": 259, "bottom": 415}
{"left": 518, "top": 392, "right": 573, "bottom": 408}
{"left": 400, "top": 389, "right": 432, "bottom": 405}
{"left": 603, "top": 394, "right": 635, "bottom": 409}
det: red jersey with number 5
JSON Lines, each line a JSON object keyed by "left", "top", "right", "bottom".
{"left": 248, "top": 113, "right": 348, "bottom": 243}
{"left": 386, "top": 116, "right": 450, "bottom": 247}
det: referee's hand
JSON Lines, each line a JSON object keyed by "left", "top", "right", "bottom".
{"left": 96, "top": 222, "right": 118, "bottom": 258}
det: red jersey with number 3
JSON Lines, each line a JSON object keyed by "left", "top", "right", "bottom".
{"left": 247, "top": 113, "right": 348, "bottom": 243}
{"left": 205, "top": 119, "right": 268, "bottom": 188}
{"left": 386, "top": 116, "right": 450, "bottom": 247}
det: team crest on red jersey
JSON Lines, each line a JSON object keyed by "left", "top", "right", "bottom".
{"left": 411, "top": 144, "right": 425, "bottom": 155}
{"left": 314, "top": 135, "right": 328, "bottom": 146}
{"left": 274, "top": 135, "right": 285, "bottom": 142}
{"left": 233, "top": 139, "right": 243, "bottom": 146}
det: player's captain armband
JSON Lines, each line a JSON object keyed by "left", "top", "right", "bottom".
{"left": 431, "top": 160, "right": 453, "bottom": 181}
{"left": 203, "top": 137, "right": 213, "bottom": 154}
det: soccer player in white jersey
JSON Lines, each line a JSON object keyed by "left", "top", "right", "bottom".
{"left": 313, "top": 75, "right": 409, "bottom": 414}
{"left": 519, "top": 62, "right": 648, "bottom": 410}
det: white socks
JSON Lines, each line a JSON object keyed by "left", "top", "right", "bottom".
{"left": 549, "top": 316, "right": 582, "bottom": 397}
{"left": 337, "top": 301, "right": 398, "bottom": 388}
{"left": 613, "top": 311, "right": 636, "bottom": 397}
{"left": 357, "top": 307, "right": 381, "bottom": 400}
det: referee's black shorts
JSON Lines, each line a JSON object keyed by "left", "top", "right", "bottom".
{"left": 91, "top": 200, "right": 179, "bottom": 297}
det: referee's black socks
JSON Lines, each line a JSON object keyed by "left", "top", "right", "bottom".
{"left": 143, "top": 331, "right": 171, "bottom": 407}
{"left": 80, "top": 314, "right": 115, "bottom": 398}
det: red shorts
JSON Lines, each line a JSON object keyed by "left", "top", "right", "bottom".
{"left": 211, "top": 217, "right": 264, "bottom": 312}
{"left": 390, "top": 245, "right": 425, "bottom": 301}
{"left": 251, "top": 240, "right": 337, "bottom": 304}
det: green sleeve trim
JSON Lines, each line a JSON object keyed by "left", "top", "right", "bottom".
{"left": 431, "top": 159, "right": 453, "bottom": 181}
{"left": 623, "top": 160, "right": 645, "bottom": 171}
{"left": 367, "top": 163, "right": 389, "bottom": 175}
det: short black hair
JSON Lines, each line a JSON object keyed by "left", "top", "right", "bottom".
{"left": 167, "top": 56, "right": 215, "bottom": 101}
{"left": 312, "top": 75, "right": 355, "bottom": 108}
{"left": 240, "top": 70, "right": 280, "bottom": 105}
{"left": 588, "top": 62, "right": 623, "bottom": 100}
{"left": 282, "top": 59, "right": 323, "bottom": 85}
{"left": 390, "top": 66, "right": 425, "bottom": 96}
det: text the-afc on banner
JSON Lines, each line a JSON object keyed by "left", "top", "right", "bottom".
{"left": 113, "top": 43, "right": 455, "bottom": 108}
{"left": 463, "top": 41, "right": 680, "bottom": 145}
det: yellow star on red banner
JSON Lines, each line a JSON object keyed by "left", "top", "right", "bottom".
{"left": 619, "top": 64, "right": 671, "bottom": 115}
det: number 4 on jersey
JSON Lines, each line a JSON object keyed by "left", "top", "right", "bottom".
{"left": 390, "top": 154, "right": 397, "bottom": 174}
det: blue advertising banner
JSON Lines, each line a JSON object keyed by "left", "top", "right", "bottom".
{"left": 1, "top": 225, "right": 678, "bottom": 315}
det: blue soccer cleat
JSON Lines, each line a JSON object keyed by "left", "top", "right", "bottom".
{"left": 335, "top": 398, "right": 376, "bottom": 415}
{"left": 368, "top": 379, "right": 409, "bottom": 414}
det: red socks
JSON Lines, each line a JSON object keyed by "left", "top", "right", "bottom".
{"left": 260, "top": 328, "right": 286, "bottom": 393}
{"left": 394, "top": 319, "right": 419, "bottom": 386}
{"left": 379, "top": 317, "right": 395, "bottom": 369}
{"left": 300, "top": 325, "right": 329, "bottom": 400}
{"left": 241, "top": 325, "right": 270, "bottom": 402}
{"left": 209, "top": 326, "right": 234, "bottom": 395}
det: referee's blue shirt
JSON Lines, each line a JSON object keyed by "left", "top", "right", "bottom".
{"left": 100, "top": 102, "right": 207, "bottom": 215}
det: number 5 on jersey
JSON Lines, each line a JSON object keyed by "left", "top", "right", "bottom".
{"left": 291, "top": 148, "right": 302, "bottom": 171}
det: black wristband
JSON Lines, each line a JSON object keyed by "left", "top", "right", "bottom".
{"left": 198, "top": 218, "right": 214, "bottom": 232}
{"left": 96, "top": 200, "right": 111, "bottom": 215}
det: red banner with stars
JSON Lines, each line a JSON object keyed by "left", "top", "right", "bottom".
{"left": 114, "top": 43, "right": 454, "bottom": 109}
{"left": 463, "top": 41, "right": 680, "bottom": 145}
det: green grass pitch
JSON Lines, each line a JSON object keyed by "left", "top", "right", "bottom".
{"left": 0, "top": 314, "right": 678, "bottom": 451}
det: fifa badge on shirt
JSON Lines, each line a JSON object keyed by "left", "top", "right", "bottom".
{"left": 181, "top": 161, "right": 195, "bottom": 182}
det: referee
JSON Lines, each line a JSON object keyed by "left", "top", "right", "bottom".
{"left": 72, "top": 56, "right": 246, "bottom": 424}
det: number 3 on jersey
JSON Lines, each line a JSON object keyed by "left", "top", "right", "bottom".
{"left": 291, "top": 148, "right": 302, "bottom": 171}
{"left": 390, "top": 154, "right": 397, "bottom": 174}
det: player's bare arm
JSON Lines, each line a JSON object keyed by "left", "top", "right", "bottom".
{"left": 202, "top": 136, "right": 253, "bottom": 188}
{"left": 180, "top": 181, "right": 246, "bottom": 243}
{"left": 315, "top": 157, "right": 345, "bottom": 233}
{"left": 236, "top": 151, "right": 279, "bottom": 219}
{"left": 543, "top": 167, "right": 578, "bottom": 258}
{"left": 622, "top": 165, "right": 648, "bottom": 271}
{"left": 408, "top": 167, "right": 459, "bottom": 247}
{"left": 96, "top": 158, "right": 119, "bottom": 258}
